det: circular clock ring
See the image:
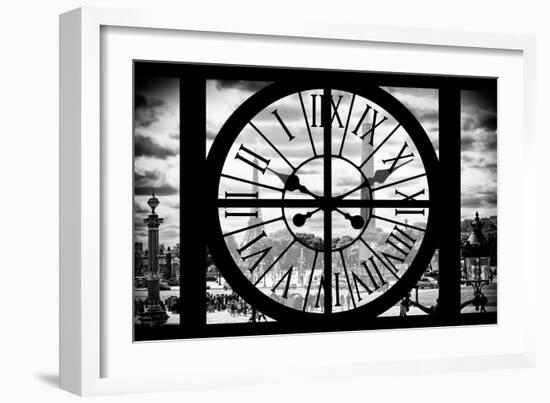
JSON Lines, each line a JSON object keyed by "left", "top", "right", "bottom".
{"left": 206, "top": 79, "right": 440, "bottom": 325}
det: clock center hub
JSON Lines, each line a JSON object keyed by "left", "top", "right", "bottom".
{"left": 281, "top": 155, "right": 373, "bottom": 252}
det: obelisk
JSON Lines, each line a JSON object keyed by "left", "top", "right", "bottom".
{"left": 359, "top": 122, "right": 376, "bottom": 263}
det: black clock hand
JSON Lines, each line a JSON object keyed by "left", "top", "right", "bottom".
{"left": 334, "top": 208, "right": 365, "bottom": 230}
{"left": 370, "top": 159, "right": 413, "bottom": 185}
{"left": 267, "top": 167, "right": 320, "bottom": 199}
{"left": 266, "top": 166, "right": 291, "bottom": 185}
{"left": 335, "top": 159, "right": 412, "bottom": 200}
{"left": 293, "top": 208, "right": 321, "bottom": 227}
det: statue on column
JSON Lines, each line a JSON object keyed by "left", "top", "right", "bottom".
{"left": 137, "top": 193, "right": 169, "bottom": 326}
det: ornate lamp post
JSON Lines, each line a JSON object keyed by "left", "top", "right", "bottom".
{"left": 461, "top": 212, "right": 490, "bottom": 312}
{"left": 137, "top": 193, "right": 169, "bottom": 326}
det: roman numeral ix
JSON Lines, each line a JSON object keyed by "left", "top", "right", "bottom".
{"left": 310, "top": 94, "right": 344, "bottom": 128}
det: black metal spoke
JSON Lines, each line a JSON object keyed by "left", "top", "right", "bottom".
{"left": 298, "top": 91, "right": 317, "bottom": 157}
{"left": 249, "top": 121, "right": 295, "bottom": 170}
{"left": 220, "top": 173, "right": 284, "bottom": 193}
{"left": 253, "top": 239, "right": 296, "bottom": 286}
{"left": 370, "top": 214, "right": 427, "bottom": 232}
{"left": 359, "top": 123, "right": 401, "bottom": 169}
{"left": 338, "top": 93, "right": 356, "bottom": 156}
{"left": 339, "top": 250, "right": 356, "bottom": 309}
{"left": 217, "top": 198, "right": 430, "bottom": 209}
{"left": 370, "top": 173, "right": 427, "bottom": 192}
{"left": 302, "top": 251, "right": 319, "bottom": 311}
{"left": 322, "top": 87, "right": 332, "bottom": 315}
{"left": 222, "top": 216, "right": 284, "bottom": 237}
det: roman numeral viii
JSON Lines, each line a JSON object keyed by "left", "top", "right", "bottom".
{"left": 351, "top": 256, "right": 387, "bottom": 299}
{"left": 382, "top": 225, "right": 416, "bottom": 272}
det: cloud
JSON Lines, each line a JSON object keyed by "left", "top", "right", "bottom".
{"left": 462, "top": 113, "right": 497, "bottom": 132}
{"left": 461, "top": 134, "right": 476, "bottom": 150}
{"left": 416, "top": 110, "right": 439, "bottom": 124}
{"left": 135, "top": 170, "right": 160, "bottom": 185}
{"left": 135, "top": 134, "right": 177, "bottom": 158}
{"left": 462, "top": 156, "right": 497, "bottom": 174}
{"left": 168, "top": 201, "right": 180, "bottom": 209}
{"left": 336, "top": 177, "right": 360, "bottom": 188}
{"left": 461, "top": 131, "right": 497, "bottom": 153}
{"left": 461, "top": 90, "right": 497, "bottom": 134}
{"left": 135, "top": 93, "right": 168, "bottom": 128}
{"left": 206, "top": 128, "right": 217, "bottom": 140}
{"left": 134, "top": 170, "right": 179, "bottom": 196}
{"left": 461, "top": 189, "right": 497, "bottom": 208}
{"left": 135, "top": 184, "right": 178, "bottom": 196}
{"left": 215, "top": 80, "right": 271, "bottom": 92}
{"left": 134, "top": 201, "right": 150, "bottom": 215}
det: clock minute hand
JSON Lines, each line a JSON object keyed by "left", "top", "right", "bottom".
{"left": 369, "top": 159, "right": 412, "bottom": 185}
{"left": 335, "top": 159, "right": 412, "bottom": 200}
{"left": 266, "top": 167, "right": 291, "bottom": 185}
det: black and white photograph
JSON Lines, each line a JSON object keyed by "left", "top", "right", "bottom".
{"left": 133, "top": 63, "right": 497, "bottom": 341}
{"left": 3, "top": 0, "right": 548, "bottom": 400}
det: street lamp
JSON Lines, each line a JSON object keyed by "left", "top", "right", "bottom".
{"left": 461, "top": 212, "right": 490, "bottom": 312}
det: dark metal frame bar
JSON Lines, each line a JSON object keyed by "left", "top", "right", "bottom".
{"left": 133, "top": 61, "right": 497, "bottom": 341}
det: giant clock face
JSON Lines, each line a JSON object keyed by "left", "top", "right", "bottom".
{"left": 206, "top": 80, "right": 439, "bottom": 324}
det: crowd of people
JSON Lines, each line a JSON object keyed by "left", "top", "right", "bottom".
{"left": 207, "top": 292, "right": 251, "bottom": 316}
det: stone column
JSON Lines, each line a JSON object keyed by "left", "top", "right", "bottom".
{"left": 138, "top": 193, "right": 169, "bottom": 326}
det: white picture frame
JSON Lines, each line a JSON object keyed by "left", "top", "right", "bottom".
{"left": 60, "top": 6, "right": 537, "bottom": 396}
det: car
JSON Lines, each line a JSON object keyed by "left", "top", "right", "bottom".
{"left": 416, "top": 277, "right": 438, "bottom": 289}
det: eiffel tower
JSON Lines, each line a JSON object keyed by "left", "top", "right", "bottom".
{"left": 241, "top": 158, "right": 266, "bottom": 246}
{"left": 239, "top": 159, "right": 268, "bottom": 283}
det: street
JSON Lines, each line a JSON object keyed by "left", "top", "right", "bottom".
{"left": 134, "top": 282, "right": 497, "bottom": 324}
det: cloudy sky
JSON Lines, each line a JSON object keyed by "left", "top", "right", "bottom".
{"left": 134, "top": 77, "right": 180, "bottom": 248}
{"left": 460, "top": 90, "right": 497, "bottom": 220}
{"left": 133, "top": 76, "right": 497, "bottom": 249}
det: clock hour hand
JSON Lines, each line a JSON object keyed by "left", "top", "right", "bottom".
{"left": 334, "top": 208, "right": 365, "bottom": 230}
{"left": 293, "top": 208, "right": 321, "bottom": 227}
{"left": 267, "top": 167, "right": 320, "bottom": 199}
